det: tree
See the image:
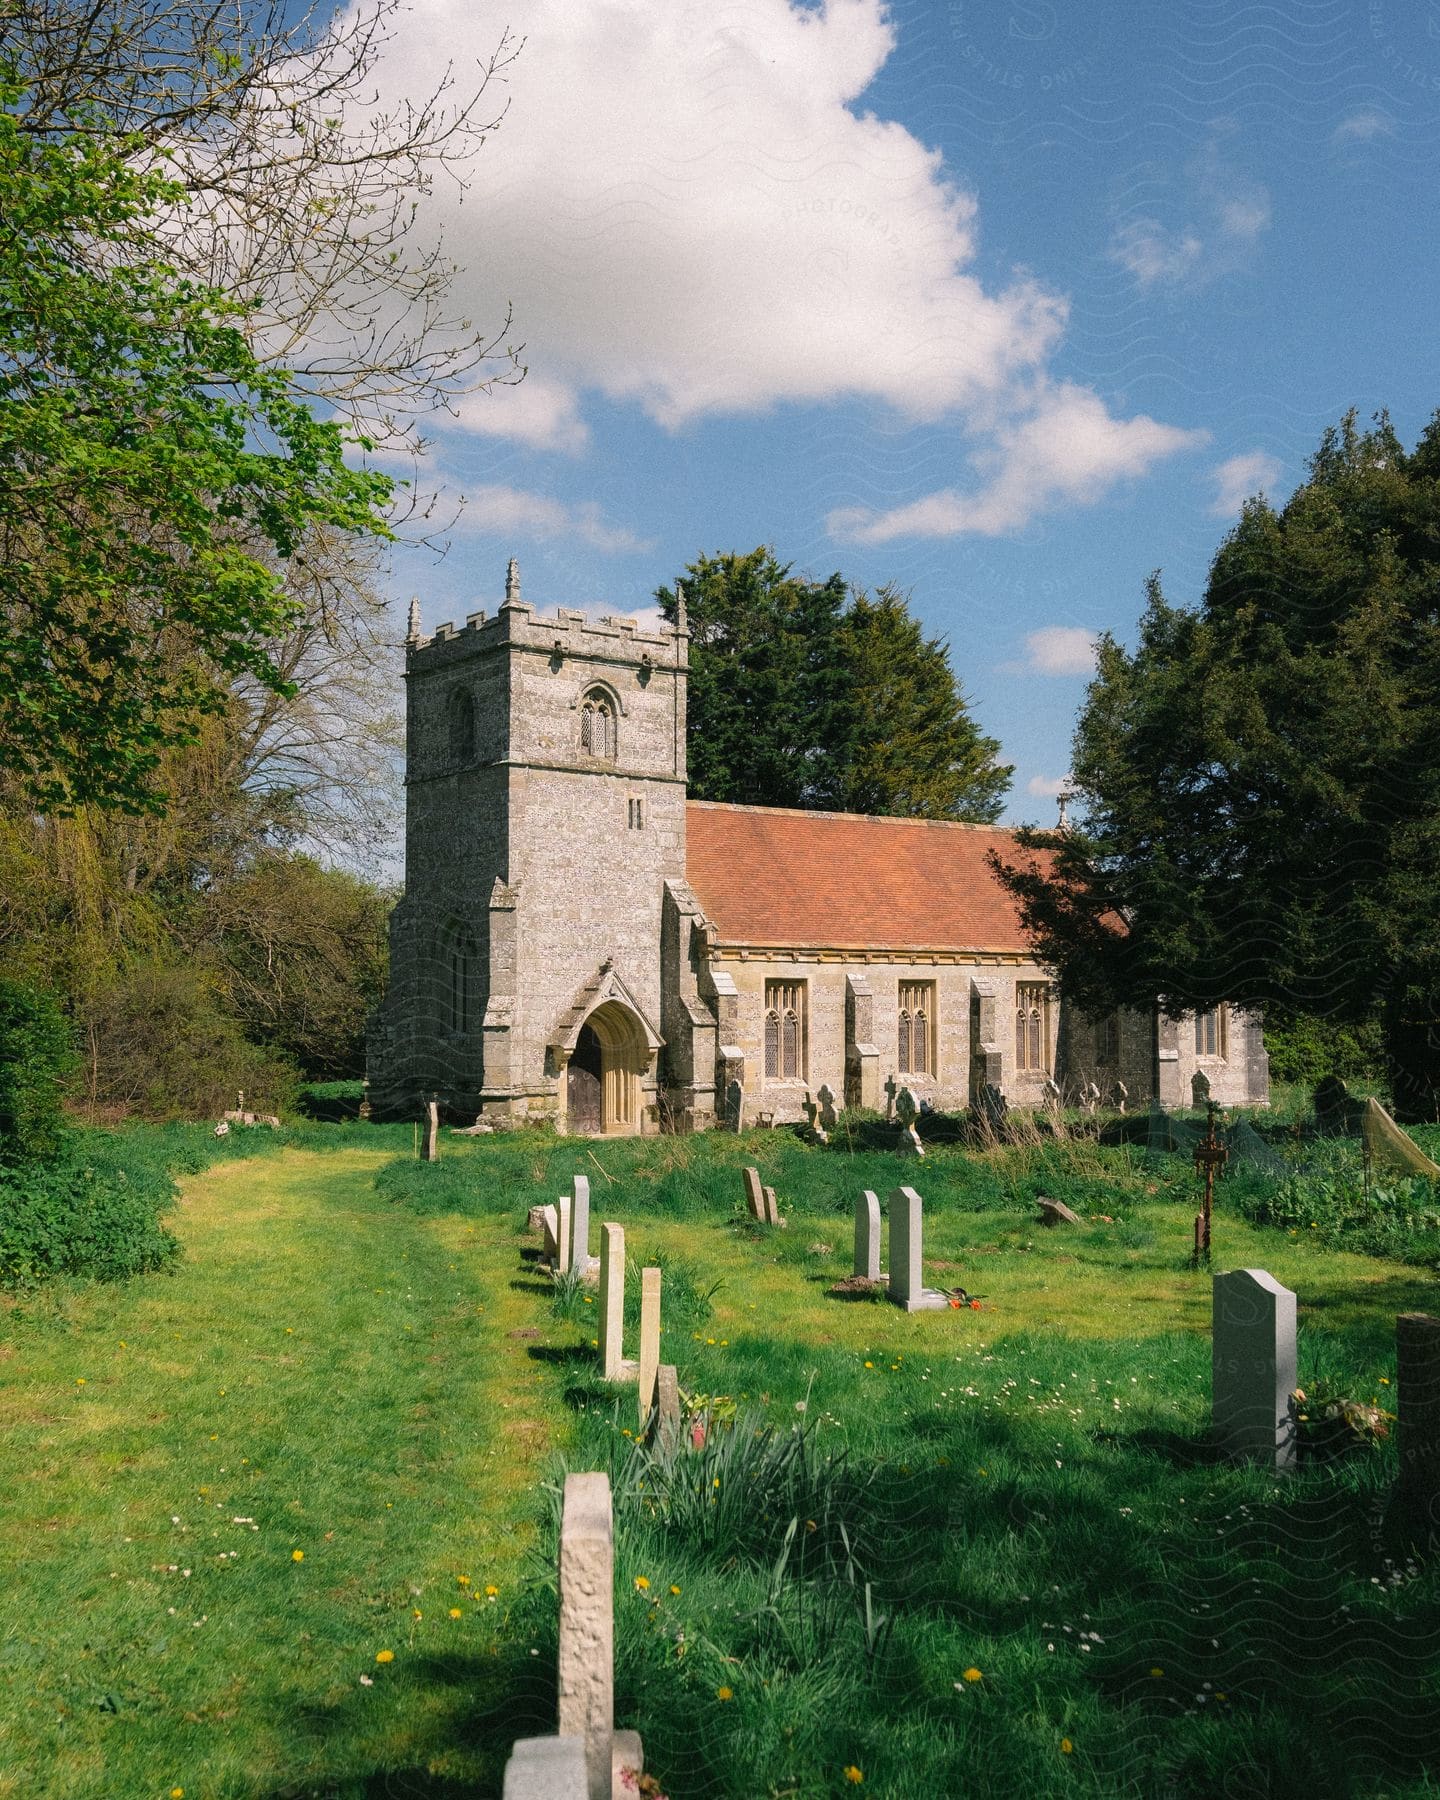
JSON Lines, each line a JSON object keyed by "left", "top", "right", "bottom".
{"left": 0, "top": 84, "right": 393, "bottom": 809}
{"left": 0, "top": 979, "right": 75, "bottom": 1161}
{"left": 657, "top": 549, "right": 1011, "bottom": 820}
{"left": 994, "top": 409, "right": 1440, "bottom": 1120}
{"left": 839, "top": 585, "right": 1011, "bottom": 822}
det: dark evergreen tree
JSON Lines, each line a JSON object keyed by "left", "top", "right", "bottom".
{"left": 995, "top": 409, "right": 1440, "bottom": 1120}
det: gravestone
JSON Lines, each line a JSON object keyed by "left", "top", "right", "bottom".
{"left": 656, "top": 1363, "right": 681, "bottom": 1450}
{"left": 725, "top": 1078, "right": 745, "bottom": 1133}
{"left": 887, "top": 1186, "right": 949, "bottom": 1312}
{"left": 854, "top": 1190, "right": 882, "bottom": 1281}
{"left": 762, "top": 1185, "right": 784, "bottom": 1227}
{"left": 422, "top": 1098, "right": 439, "bottom": 1162}
{"left": 742, "top": 1166, "right": 765, "bottom": 1221}
{"left": 541, "top": 1204, "right": 560, "bottom": 1265}
{"left": 1191, "top": 1068, "right": 1211, "bottom": 1109}
{"left": 817, "top": 1083, "right": 839, "bottom": 1135}
{"left": 567, "top": 1174, "right": 596, "bottom": 1279}
{"left": 1396, "top": 1312, "right": 1440, "bottom": 1544}
{"left": 555, "top": 1472, "right": 644, "bottom": 1800}
{"left": 974, "top": 1083, "right": 1007, "bottom": 1138}
{"left": 883, "top": 1073, "right": 898, "bottom": 1120}
{"left": 1084, "top": 1081, "right": 1101, "bottom": 1115}
{"left": 1115, "top": 1080, "right": 1128, "bottom": 1115}
{"left": 503, "top": 1736, "right": 587, "bottom": 1800}
{"left": 1212, "top": 1269, "right": 1297, "bottom": 1469}
{"left": 556, "top": 1195, "right": 573, "bottom": 1277}
{"left": 637, "top": 1268, "right": 661, "bottom": 1428}
{"left": 895, "top": 1086, "right": 924, "bottom": 1157}
{"left": 598, "top": 1223, "right": 635, "bottom": 1381}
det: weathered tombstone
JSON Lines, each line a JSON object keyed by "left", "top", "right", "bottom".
{"left": 895, "top": 1086, "right": 924, "bottom": 1157}
{"left": 556, "top": 1472, "right": 644, "bottom": 1800}
{"left": 742, "top": 1166, "right": 765, "bottom": 1220}
{"left": 1036, "top": 1196, "right": 1082, "bottom": 1227}
{"left": 656, "top": 1363, "right": 681, "bottom": 1450}
{"left": 568, "top": 1174, "right": 594, "bottom": 1278}
{"left": 817, "top": 1083, "right": 839, "bottom": 1135}
{"left": 763, "top": 1185, "right": 784, "bottom": 1227}
{"left": 1212, "top": 1269, "right": 1297, "bottom": 1470}
{"left": 1191, "top": 1068, "right": 1211, "bottom": 1110}
{"left": 556, "top": 1195, "right": 573, "bottom": 1277}
{"left": 725, "top": 1078, "right": 744, "bottom": 1133}
{"left": 1084, "top": 1081, "right": 1101, "bottom": 1115}
{"left": 637, "top": 1267, "right": 661, "bottom": 1428}
{"left": 977, "top": 1083, "right": 1007, "bottom": 1133}
{"left": 503, "top": 1736, "right": 587, "bottom": 1800}
{"left": 598, "top": 1223, "right": 633, "bottom": 1381}
{"left": 883, "top": 1073, "right": 898, "bottom": 1120}
{"left": 1396, "top": 1312, "right": 1440, "bottom": 1544}
{"left": 527, "top": 1203, "right": 548, "bottom": 1233}
{"left": 854, "top": 1190, "right": 882, "bottom": 1281}
{"left": 1314, "top": 1074, "right": 1350, "bottom": 1136}
{"left": 541, "top": 1204, "right": 560, "bottom": 1265}
{"left": 422, "top": 1098, "right": 439, "bottom": 1162}
{"left": 1115, "top": 1080, "right": 1128, "bottom": 1115}
{"left": 887, "top": 1186, "right": 949, "bottom": 1312}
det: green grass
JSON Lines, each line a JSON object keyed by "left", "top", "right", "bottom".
{"left": 4, "top": 1121, "right": 1440, "bottom": 1796}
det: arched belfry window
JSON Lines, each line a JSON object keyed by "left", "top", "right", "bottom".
{"left": 579, "top": 688, "right": 617, "bottom": 760}
{"left": 447, "top": 687, "right": 475, "bottom": 764}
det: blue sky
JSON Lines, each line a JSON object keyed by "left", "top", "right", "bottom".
{"left": 363, "top": 0, "right": 1440, "bottom": 822}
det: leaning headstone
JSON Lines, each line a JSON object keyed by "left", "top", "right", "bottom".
{"left": 887, "top": 1186, "right": 949, "bottom": 1312}
{"left": 1212, "top": 1269, "right": 1297, "bottom": 1469}
{"left": 422, "top": 1098, "right": 439, "bottom": 1162}
{"left": 818, "top": 1083, "right": 839, "bottom": 1135}
{"left": 556, "top": 1472, "right": 644, "bottom": 1800}
{"left": 1396, "top": 1312, "right": 1440, "bottom": 1544}
{"left": 1036, "top": 1196, "right": 1082, "bottom": 1227}
{"left": 503, "top": 1736, "right": 588, "bottom": 1800}
{"left": 655, "top": 1363, "right": 681, "bottom": 1450}
{"left": 854, "top": 1190, "right": 882, "bottom": 1281}
{"left": 1191, "top": 1068, "right": 1211, "bottom": 1109}
{"left": 898, "top": 1122, "right": 925, "bottom": 1158}
{"left": 598, "top": 1223, "right": 635, "bottom": 1381}
{"left": 763, "top": 1185, "right": 785, "bottom": 1227}
{"left": 541, "top": 1204, "right": 560, "bottom": 1264}
{"left": 555, "top": 1195, "right": 573, "bottom": 1277}
{"left": 742, "top": 1166, "right": 765, "bottom": 1220}
{"left": 637, "top": 1267, "right": 661, "bottom": 1428}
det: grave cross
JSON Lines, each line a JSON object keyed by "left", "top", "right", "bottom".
{"left": 1192, "top": 1100, "right": 1229, "bottom": 1263}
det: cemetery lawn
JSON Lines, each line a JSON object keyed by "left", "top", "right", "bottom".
{"left": 4, "top": 1125, "right": 1440, "bottom": 1797}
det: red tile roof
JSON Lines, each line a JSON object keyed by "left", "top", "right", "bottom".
{"left": 684, "top": 802, "right": 1050, "bottom": 953}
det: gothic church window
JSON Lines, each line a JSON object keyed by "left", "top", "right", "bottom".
{"left": 1016, "top": 982, "right": 1051, "bottom": 1074}
{"left": 447, "top": 934, "right": 475, "bottom": 1033}
{"left": 1096, "top": 1012, "right": 1121, "bottom": 1066}
{"left": 764, "top": 980, "right": 805, "bottom": 1080}
{"left": 898, "top": 981, "right": 934, "bottom": 1076}
{"left": 1195, "top": 1006, "right": 1228, "bottom": 1058}
{"left": 580, "top": 688, "right": 616, "bottom": 760}
{"left": 447, "top": 687, "right": 475, "bottom": 763}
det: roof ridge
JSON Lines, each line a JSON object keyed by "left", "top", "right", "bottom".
{"left": 684, "top": 799, "right": 1014, "bottom": 834}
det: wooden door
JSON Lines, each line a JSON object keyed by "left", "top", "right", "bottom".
{"left": 568, "top": 1024, "right": 603, "bottom": 1133}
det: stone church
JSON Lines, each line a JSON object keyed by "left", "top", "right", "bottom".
{"left": 367, "top": 565, "right": 1269, "bottom": 1132}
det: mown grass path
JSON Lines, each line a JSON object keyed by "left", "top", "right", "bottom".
{"left": 0, "top": 1147, "right": 574, "bottom": 1800}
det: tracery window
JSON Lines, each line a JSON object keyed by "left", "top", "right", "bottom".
{"left": 763, "top": 980, "right": 805, "bottom": 1081}
{"left": 446, "top": 934, "right": 475, "bottom": 1033}
{"left": 1096, "top": 1012, "right": 1121, "bottom": 1066}
{"left": 898, "top": 981, "right": 934, "bottom": 1076}
{"left": 1015, "top": 982, "right": 1051, "bottom": 1074}
{"left": 1194, "top": 1006, "right": 1228, "bottom": 1059}
{"left": 580, "top": 688, "right": 617, "bottom": 759}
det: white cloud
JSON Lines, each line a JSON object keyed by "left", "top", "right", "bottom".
{"left": 1000, "top": 626, "right": 1099, "bottom": 678}
{"left": 1027, "top": 773, "right": 1071, "bottom": 798}
{"left": 1110, "top": 219, "right": 1204, "bottom": 287}
{"left": 331, "top": 0, "right": 1190, "bottom": 527}
{"left": 1109, "top": 130, "right": 1270, "bottom": 289}
{"left": 1333, "top": 109, "right": 1394, "bottom": 145}
{"left": 1209, "top": 450, "right": 1282, "bottom": 518}
{"left": 828, "top": 383, "right": 1206, "bottom": 543}
{"left": 453, "top": 485, "right": 653, "bottom": 554}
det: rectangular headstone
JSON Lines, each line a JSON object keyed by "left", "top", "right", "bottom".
{"left": 637, "top": 1267, "right": 661, "bottom": 1428}
{"left": 422, "top": 1098, "right": 439, "bottom": 1162}
{"left": 854, "top": 1190, "right": 881, "bottom": 1281}
{"left": 1212, "top": 1269, "right": 1297, "bottom": 1469}
{"left": 504, "top": 1736, "right": 588, "bottom": 1800}
{"left": 597, "top": 1223, "right": 633, "bottom": 1381}
{"left": 558, "top": 1472, "right": 614, "bottom": 1800}
{"left": 887, "top": 1186, "right": 948, "bottom": 1311}
{"left": 742, "top": 1166, "right": 764, "bottom": 1220}
{"left": 569, "top": 1174, "right": 592, "bottom": 1276}
{"left": 1397, "top": 1312, "right": 1440, "bottom": 1542}
{"left": 556, "top": 1195, "right": 572, "bottom": 1277}
{"left": 763, "top": 1186, "right": 780, "bottom": 1226}
{"left": 656, "top": 1363, "right": 681, "bottom": 1451}
{"left": 541, "top": 1204, "right": 560, "bottom": 1265}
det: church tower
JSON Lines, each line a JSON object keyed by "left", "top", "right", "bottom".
{"left": 368, "top": 563, "right": 689, "bottom": 1131}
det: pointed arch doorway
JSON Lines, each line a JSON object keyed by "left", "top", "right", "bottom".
{"left": 566, "top": 1000, "right": 648, "bottom": 1135}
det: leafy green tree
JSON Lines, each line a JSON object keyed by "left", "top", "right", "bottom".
{"left": 995, "top": 409, "right": 1440, "bottom": 1120}
{"left": 0, "top": 979, "right": 76, "bottom": 1162}
{"left": 0, "top": 77, "right": 392, "bottom": 811}
{"left": 658, "top": 550, "right": 1011, "bottom": 820}
{"left": 838, "top": 585, "right": 1011, "bottom": 822}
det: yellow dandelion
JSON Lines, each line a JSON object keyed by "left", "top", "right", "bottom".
{"left": 864, "top": 1360, "right": 873, "bottom": 1368}
{"left": 457, "top": 1575, "right": 470, "bottom": 1585}
{"left": 716, "top": 1685, "right": 733, "bottom": 1701}
{"left": 172, "top": 1790, "right": 185, "bottom": 1798}
{"left": 413, "top": 1610, "right": 423, "bottom": 1619}
{"left": 844, "top": 1768, "right": 864, "bottom": 1785}
{"left": 448, "top": 1607, "right": 463, "bottom": 1619}
{"left": 375, "top": 1649, "right": 395, "bottom": 1664}
{"left": 75, "top": 1378, "right": 86, "bottom": 1386}
{"left": 962, "top": 1667, "right": 983, "bottom": 1682}
{"left": 1149, "top": 1667, "right": 1164, "bottom": 1678}
{"left": 485, "top": 1584, "right": 499, "bottom": 1597}
{"left": 634, "top": 1576, "right": 650, "bottom": 1591}
{"left": 1061, "top": 1738, "right": 1074, "bottom": 1755}
{"left": 670, "top": 1584, "right": 681, "bottom": 1595}
{"left": 713, "top": 1477, "right": 720, "bottom": 1489}
{"left": 291, "top": 1549, "right": 304, "bottom": 1562}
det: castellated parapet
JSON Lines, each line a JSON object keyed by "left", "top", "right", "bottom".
{"left": 368, "top": 567, "right": 689, "bottom": 1129}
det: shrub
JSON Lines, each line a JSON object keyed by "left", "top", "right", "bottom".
{"left": 0, "top": 1153, "right": 180, "bottom": 1286}
{"left": 0, "top": 979, "right": 77, "bottom": 1164}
